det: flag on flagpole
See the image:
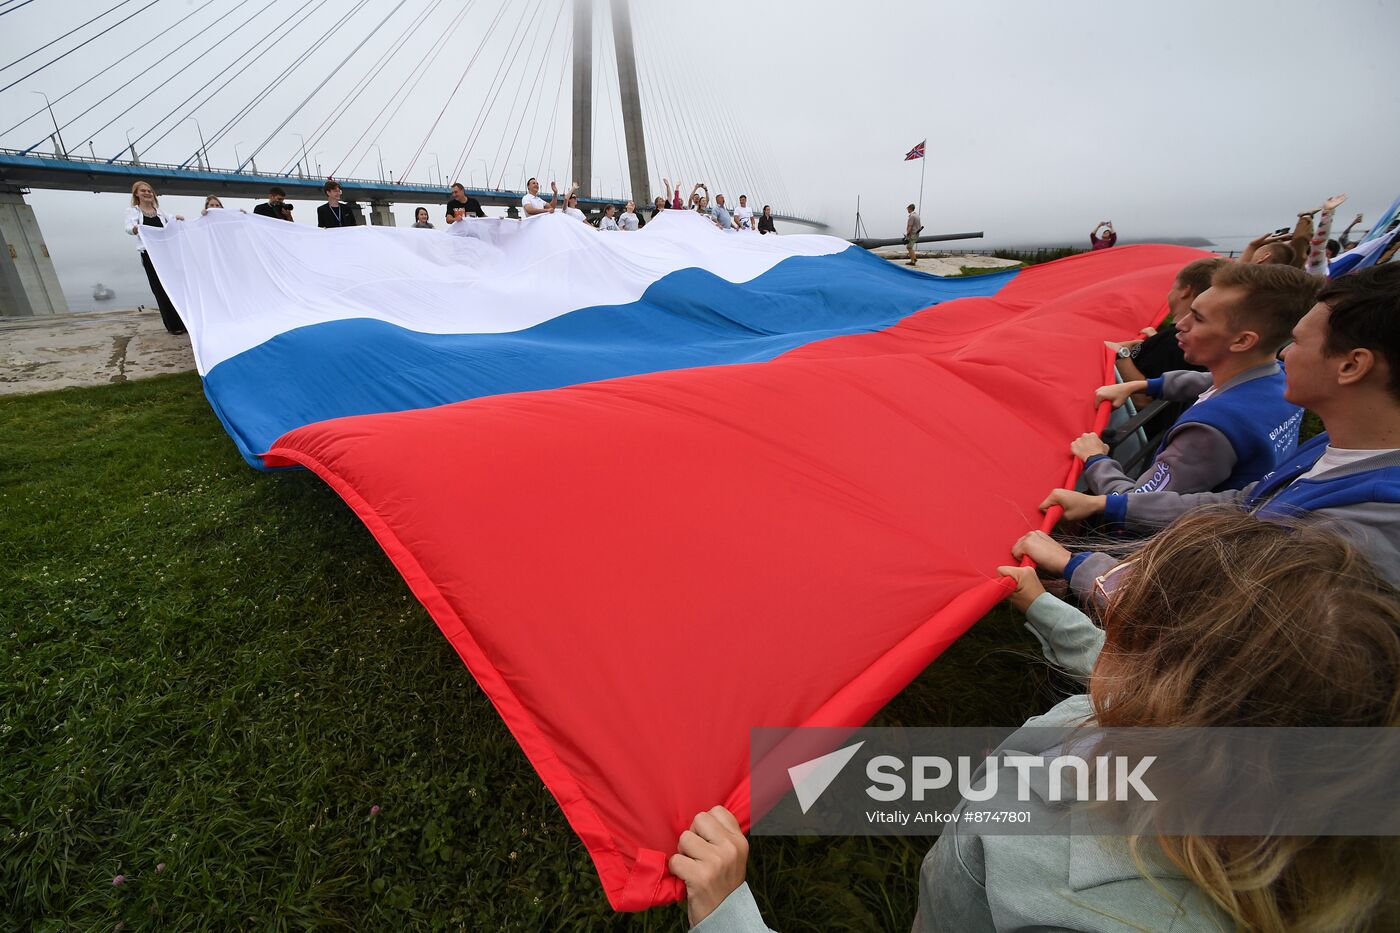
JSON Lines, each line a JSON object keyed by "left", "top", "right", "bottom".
{"left": 904, "top": 140, "right": 926, "bottom": 161}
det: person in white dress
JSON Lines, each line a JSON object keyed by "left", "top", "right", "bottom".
{"left": 122, "top": 180, "right": 186, "bottom": 335}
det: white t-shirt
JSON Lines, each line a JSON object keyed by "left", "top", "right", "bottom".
{"left": 1300, "top": 446, "right": 1400, "bottom": 480}
{"left": 733, "top": 205, "right": 754, "bottom": 229}
{"left": 618, "top": 211, "right": 639, "bottom": 231}
{"left": 562, "top": 206, "right": 586, "bottom": 221}
{"left": 522, "top": 193, "right": 548, "bottom": 214}
{"left": 599, "top": 216, "right": 619, "bottom": 231}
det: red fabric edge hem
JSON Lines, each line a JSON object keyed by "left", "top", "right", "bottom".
{"left": 261, "top": 332, "right": 1148, "bottom": 911}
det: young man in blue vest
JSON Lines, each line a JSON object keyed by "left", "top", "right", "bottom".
{"left": 1072, "top": 263, "right": 1319, "bottom": 519}
{"left": 1025, "top": 263, "right": 1400, "bottom": 593}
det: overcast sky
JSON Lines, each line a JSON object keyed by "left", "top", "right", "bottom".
{"left": 2, "top": 0, "right": 1397, "bottom": 310}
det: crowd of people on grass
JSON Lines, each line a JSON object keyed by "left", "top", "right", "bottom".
{"left": 668, "top": 227, "right": 1400, "bottom": 930}
{"left": 119, "top": 168, "right": 1400, "bottom": 927}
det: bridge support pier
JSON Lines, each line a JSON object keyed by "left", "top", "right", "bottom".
{"left": 0, "top": 186, "right": 67, "bottom": 317}
{"left": 368, "top": 200, "right": 395, "bottom": 226}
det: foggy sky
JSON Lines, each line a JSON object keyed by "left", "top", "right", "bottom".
{"left": 2, "top": 0, "right": 1397, "bottom": 311}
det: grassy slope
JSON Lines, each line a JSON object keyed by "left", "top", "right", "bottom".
{"left": 1, "top": 374, "right": 1058, "bottom": 931}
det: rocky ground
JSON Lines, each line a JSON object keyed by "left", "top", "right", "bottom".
{"left": 0, "top": 308, "right": 194, "bottom": 396}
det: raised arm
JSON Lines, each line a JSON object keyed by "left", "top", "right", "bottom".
{"left": 1305, "top": 193, "right": 1346, "bottom": 275}
{"left": 1241, "top": 229, "right": 1290, "bottom": 264}
{"left": 1339, "top": 212, "right": 1364, "bottom": 247}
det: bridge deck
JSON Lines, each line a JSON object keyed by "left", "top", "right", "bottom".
{"left": 0, "top": 150, "right": 825, "bottom": 227}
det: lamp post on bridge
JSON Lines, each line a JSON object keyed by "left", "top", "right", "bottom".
{"left": 430, "top": 152, "right": 443, "bottom": 187}
{"left": 475, "top": 159, "right": 489, "bottom": 190}
{"left": 372, "top": 144, "right": 385, "bottom": 183}
{"left": 294, "top": 134, "right": 310, "bottom": 178}
{"left": 314, "top": 152, "right": 324, "bottom": 178}
{"left": 31, "top": 92, "right": 66, "bottom": 158}
{"left": 183, "top": 116, "right": 208, "bottom": 170}
{"left": 124, "top": 127, "right": 139, "bottom": 164}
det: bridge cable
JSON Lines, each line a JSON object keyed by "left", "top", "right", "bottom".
{"left": 688, "top": 35, "right": 758, "bottom": 202}
{"left": 0, "top": 0, "right": 39, "bottom": 18}
{"left": 488, "top": 0, "right": 565, "bottom": 188}
{"left": 0, "top": 0, "right": 161, "bottom": 97}
{"left": 409, "top": 0, "right": 541, "bottom": 183}
{"left": 406, "top": 0, "right": 541, "bottom": 184}
{"left": 649, "top": 49, "right": 688, "bottom": 199}
{"left": 598, "top": 10, "right": 629, "bottom": 198}
{"left": 691, "top": 40, "right": 762, "bottom": 203}
{"left": 485, "top": 0, "right": 561, "bottom": 187}
{"left": 63, "top": 0, "right": 260, "bottom": 147}
{"left": 96, "top": 0, "right": 316, "bottom": 160}
{"left": 331, "top": 0, "right": 480, "bottom": 179}
{"left": 188, "top": 0, "right": 357, "bottom": 167}
{"left": 640, "top": 8, "right": 718, "bottom": 201}
{"left": 114, "top": 0, "right": 328, "bottom": 162}
{"left": 500, "top": 1, "right": 570, "bottom": 188}
{"left": 3, "top": 0, "right": 222, "bottom": 141}
{"left": 445, "top": 0, "right": 542, "bottom": 184}
{"left": 631, "top": 6, "right": 678, "bottom": 194}
{"left": 238, "top": 0, "right": 412, "bottom": 173}
{"left": 292, "top": 0, "right": 446, "bottom": 173}
{"left": 476, "top": 0, "right": 551, "bottom": 184}
{"left": 512, "top": 0, "right": 571, "bottom": 184}
{"left": 633, "top": 13, "right": 684, "bottom": 200}
{"left": 1, "top": 0, "right": 142, "bottom": 75}
{"left": 647, "top": 7, "right": 722, "bottom": 200}
{"left": 517, "top": 13, "right": 567, "bottom": 183}
{"left": 532, "top": 29, "right": 571, "bottom": 190}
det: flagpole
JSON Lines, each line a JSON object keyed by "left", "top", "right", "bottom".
{"left": 918, "top": 147, "right": 926, "bottom": 220}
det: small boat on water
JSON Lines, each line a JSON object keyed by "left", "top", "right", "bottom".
{"left": 92, "top": 283, "right": 115, "bottom": 301}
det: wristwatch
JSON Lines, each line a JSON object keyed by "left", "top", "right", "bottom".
{"left": 1116, "top": 345, "right": 1133, "bottom": 359}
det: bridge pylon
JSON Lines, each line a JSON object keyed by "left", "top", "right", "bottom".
{"left": 0, "top": 186, "right": 67, "bottom": 317}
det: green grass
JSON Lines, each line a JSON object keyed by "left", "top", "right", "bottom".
{"left": 1, "top": 374, "right": 1059, "bottom": 931}
{"left": 957, "top": 264, "right": 1022, "bottom": 277}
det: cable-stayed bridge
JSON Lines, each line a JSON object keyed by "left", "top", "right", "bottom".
{"left": 0, "top": 0, "right": 825, "bottom": 317}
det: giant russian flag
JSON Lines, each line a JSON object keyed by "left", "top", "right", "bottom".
{"left": 141, "top": 211, "right": 1206, "bottom": 910}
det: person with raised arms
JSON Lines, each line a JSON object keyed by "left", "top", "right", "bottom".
{"left": 1029, "top": 263, "right": 1400, "bottom": 596}
{"left": 521, "top": 177, "right": 558, "bottom": 216}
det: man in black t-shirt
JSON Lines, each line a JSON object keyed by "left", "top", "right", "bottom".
{"left": 445, "top": 182, "right": 486, "bottom": 223}
{"left": 317, "top": 180, "right": 357, "bottom": 228}
{"left": 253, "top": 187, "right": 293, "bottom": 221}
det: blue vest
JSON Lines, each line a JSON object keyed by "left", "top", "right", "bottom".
{"left": 1248, "top": 433, "right": 1400, "bottom": 517}
{"left": 1159, "top": 369, "right": 1302, "bottom": 491}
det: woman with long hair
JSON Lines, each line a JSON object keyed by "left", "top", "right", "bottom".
{"left": 670, "top": 510, "right": 1400, "bottom": 931}
{"left": 122, "top": 180, "right": 185, "bottom": 335}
